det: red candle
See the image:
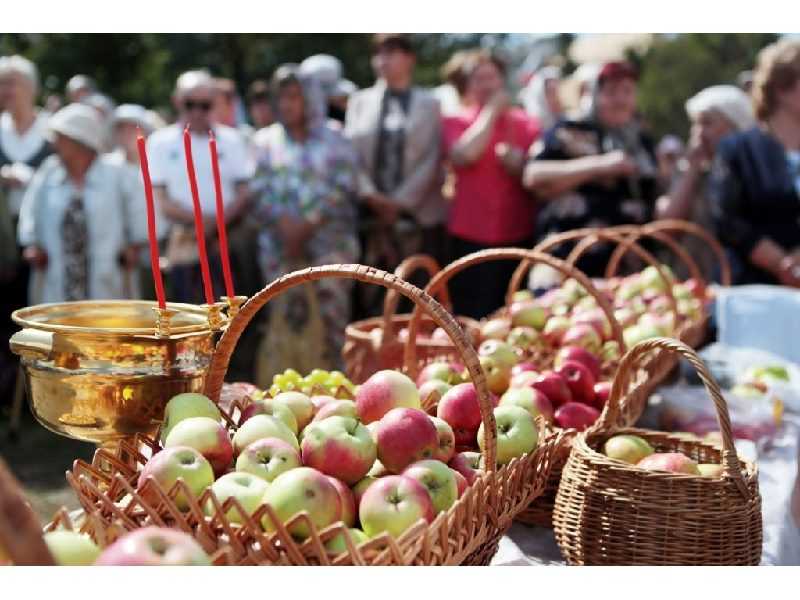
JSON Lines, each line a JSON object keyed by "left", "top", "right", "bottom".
{"left": 183, "top": 127, "right": 215, "bottom": 306}
{"left": 136, "top": 130, "right": 167, "bottom": 310}
{"left": 209, "top": 131, "right": 235, "bottom": 299}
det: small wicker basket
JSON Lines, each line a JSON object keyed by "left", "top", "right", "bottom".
{"left": 552, "top": 337, "right": 762, "bottom": 565}
{"left": 68, "top": 264, "right": 567, "bottom": 566}
{"left": 343, "top": 254, "right": 480, "bottom": 384}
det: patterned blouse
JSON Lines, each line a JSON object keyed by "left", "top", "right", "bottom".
{"left": 252, "top": 123, "right": 360, "bottom": 281}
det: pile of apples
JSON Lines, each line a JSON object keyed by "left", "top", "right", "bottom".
{"left": 602, "top": 434, "right": 724, "bottom": 477}
{"left": 41, "top": 526, "right": 212, "bottom": 566}
{"left": 130, "top": 368, "right": 539, "bottom": 553}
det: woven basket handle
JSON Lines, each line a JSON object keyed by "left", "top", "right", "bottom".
{"left": 381, "top": 254, "right": 452, "bottom": 344}
{"left": 597, "top": 337, "right": 750, "bottom": 498}
{"left": 640, "top": 219, "right": 732, "bottom": 286}
{"left": 203, "top": 264, "right": 498, "bottom": 470}
{"left": 602, "top": 226, "right": 703, "bottom": 286}
{"left": 403, "top": 248, "right": 626, "bottom": 379}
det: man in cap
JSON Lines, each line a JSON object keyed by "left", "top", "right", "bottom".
{"left": 146, "top": 69, "right": 254, "bottom": 304}
{"left": 18, "top": 103, "right": 143, "bottom": 303}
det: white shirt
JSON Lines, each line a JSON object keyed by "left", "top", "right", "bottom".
{"left": 0, "top": 110, "right": 50, "bottom": 215}
{"left": 146, "top": 123, "right": 254, "bottom": 219}
{"left": 18, "top": 154, "right": 144, "bottom": 304}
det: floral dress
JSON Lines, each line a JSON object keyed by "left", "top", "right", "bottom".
{"left": 252, "top": 123, "right": 360, "bottom": 369}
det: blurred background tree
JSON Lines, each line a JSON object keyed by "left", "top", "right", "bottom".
{"left": 633, "top": 33, "right": 778, "bottom": 138}
{"left": 0, "top": 33, "right": 501, "bottom": 114}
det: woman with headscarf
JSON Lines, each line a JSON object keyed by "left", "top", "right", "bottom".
{"left": 252, "top": 65, "right": 360, "bottom": 371}
{"left": 708, "top": 40, "right": 800, "bottom": 286}
{"left": 656, "top": 85, "right": 754, "bottom": 280}
{"left": 519, "top": 65, "right": 564, "bottom": 132}
{"left": 524, "top": 61, "right": 659, "bottom": 277}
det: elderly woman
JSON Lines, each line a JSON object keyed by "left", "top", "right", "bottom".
{"left": 708, "top": 40, "right": 800, "bottom": 286}
{"left": 655, "top": 85, "right": 754, "bottom": 280}
{"left": 252, "top": 65, "right": 360, "bottom": 371}
{"left": 524, "top": 61, "right": 659, "bottom": 277}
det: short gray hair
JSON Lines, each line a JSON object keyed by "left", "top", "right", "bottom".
{"left": 0, "top": 55, "right": 39, "bottom": 93}
{"left": 175, "top": 70, "right": 215, "bottom": 97}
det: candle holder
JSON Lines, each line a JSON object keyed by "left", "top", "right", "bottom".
{"left": 9, "top": 300, "right": 217, "bottom": 452}
{"left": 202, "top": 301, "right": 228, "bottom": 332}
{"left": 221, "top": 295, "right": 248, "bottom": 319}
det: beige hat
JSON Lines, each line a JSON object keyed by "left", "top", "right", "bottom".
{"left": 48, "top": 103, "right": 105, "bottom": 152}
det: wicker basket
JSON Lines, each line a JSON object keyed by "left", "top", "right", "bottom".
{"left": 402, "top": 248, "right": 644, "bottom": 529}
{"left": 343, "top": 254, "right": 480, "bottom": 384}
{"left": 68, "top": 264, "right": 567, "bottom": 566}
{"left": 553, "top": 337, "right": 762, "bottom": 565}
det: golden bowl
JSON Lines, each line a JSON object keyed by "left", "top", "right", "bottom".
{"left": 9, "top": 300, "right": 219, "bottom": 447}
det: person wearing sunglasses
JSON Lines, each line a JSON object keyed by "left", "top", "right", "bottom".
{"left": 146, "top": 70, "right": 255, "bottom": 304}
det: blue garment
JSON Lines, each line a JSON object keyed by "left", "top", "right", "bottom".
{"left": 708, "top": 127, "right": 800, "bottom": 284}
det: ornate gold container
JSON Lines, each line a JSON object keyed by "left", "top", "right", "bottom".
{"left": 10, "top": 300, "right": 219, "bottom": 448}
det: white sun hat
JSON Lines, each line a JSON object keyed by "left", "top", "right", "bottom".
{"left": 47, "top": 103, "right": 105, "bottom": 152}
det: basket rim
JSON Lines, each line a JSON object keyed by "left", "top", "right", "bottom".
{"left": 344, "top": 313, "right": 481, "bottom": 347}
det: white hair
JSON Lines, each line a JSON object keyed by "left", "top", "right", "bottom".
{"left": 175, "top": 69, "right": 215, "bottom": 96}
{"left": 686, "top": 85, "right": 755, "bottom": 132}
{"left": 0, "top": 55, "right": 39, "bottom": 93}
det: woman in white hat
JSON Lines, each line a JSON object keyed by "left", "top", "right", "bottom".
{"left": 655, "top": 84, "right": 754, "bottom": 280}
{"left": 17, "top": 103, "right": 144, "bottom": 303}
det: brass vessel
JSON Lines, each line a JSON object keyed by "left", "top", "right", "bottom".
{"left": 10, "top": 300, "right": 220, "bottom": 448}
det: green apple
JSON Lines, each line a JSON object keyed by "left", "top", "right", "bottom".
{"left": 603, "top": 434, "right": 654, "bottom": 464}
{"left": 164, "top": 416, "right": 234, "bottom": 477}
{"left": 697, "top": 463, "right": 725, "bottom": 478}
{"left": 478, "top": 340, "right": 519, "bottom": 370}
{"left": 480, "top": 318, "right": 512, "bottom": 341}
{"left": 205, "top": 471, "right": 269, "bottom": 524}
{"left": 429, "top": 416, "right": 456, "bottom": 463}
{"left": 233, "top": 414, "right": 298, "bottom": 454}
{"left": 478, "top": 405, "right": 538, "bottom": 465}
{"left": 160, "top": 392, "right": 221, "bottom": 443}
{"left": 137, "top": 446, "right": 214, "bottom": 511}
{"left": 359, "top": 475, "right": 435, "bottom": 539}
{"left": 272, "top": 391, "right": 314, "bottom": 431}
{"left": 261, "top": 467, "right": 340, "bottom": 540}
{"left": 402, "top": 459, "right": 458, "bottom": 515}
{"left": 352, "top": 475, "right": 378, "bottom": 505}
{"left": 236, "top": 437, "right": 302, "bottom": 483}
{"left": 43, "top": 530, "right": 101, "bottom": 566}
{"left": 325, "top": 528, "right": 369, "bottom": 555}
{"left": 241, "top": 398, "right": 298, "bottom": 435}
{"left": 500, "top": 387, "right": 554, "bottom": 422}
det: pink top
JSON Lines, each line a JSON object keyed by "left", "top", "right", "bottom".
{"left": 443, "top": 106, "right": 540, "bottom": 245}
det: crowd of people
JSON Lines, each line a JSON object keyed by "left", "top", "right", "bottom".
{"left": 3, "top": 33, "right": 800, "bottom": 389}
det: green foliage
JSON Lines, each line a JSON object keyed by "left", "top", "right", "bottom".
{"left": 0, "top": 33, "right": 494, "bottom": 113}
{"left": 635, "top": 33, "right": 778, "bottom": 139}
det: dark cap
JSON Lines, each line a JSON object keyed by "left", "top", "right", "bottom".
{"left": 372, "top": 33, "right": 415, "bottom": 55}
{"left": 597, "top": 61, "right": 639, "bottom": 87}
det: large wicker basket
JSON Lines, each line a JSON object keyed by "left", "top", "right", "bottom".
{"left": 68, "top": 264, "right": 567, "bottom": 566}
{"left": 343, "top": 254, "right": 480, "bottom": 384}
{"left": 553, "top": 337, "right": 762, "bottom": 565}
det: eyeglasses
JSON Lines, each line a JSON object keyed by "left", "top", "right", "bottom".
{"left": 184, "top": 100, "right": 213, "bottom": 112}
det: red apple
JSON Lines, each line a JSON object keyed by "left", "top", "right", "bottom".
{"left": 511, "top": 361, "right": 539, "bottom": 377}
{"left": 448, "top": 451, "right": 484, "bottom": 485}
{"left": 531, "top": 372, "right": 572, "bottom": 408}
{"left": 509, "top": 370, "right": 540, "bottom": 390}
{"left": 311, "top": 399, "right": 358, "bottom": 423}
{"left": 137, "top": 446, "right": 214, "bottom": 510}
{"left": 554, "top": 402, "right": 600, "bottom": 431}
{"left": 241, "top": 397, "right": 298, "bottom": 434}
{"left": 555, "top": 360, "right": 596, "bottom": 406}
{"left": 429, "top": 416, "right": 456, "bottom": 463}
{"left": 326, "top": 476, "right": 356, "bottom": 527}
{"left": 452, "top": 469, "right": 468, "bottom": 498}
{"left": 572, "top": 308, "right": 612, "bottom": 341}
{"left": 358, "top": 475, "right": 435, "bottom": 539}
{"left": 301, "top": 416, "right": 376, "bottom": 484}
{"left": 95, "top": 527, "right": 211, "bottom": 566}
{"left": 637, "top": 452, "right": 700, "bottom": 475}
{"left": 437, "top": 383, "right": 482, "bottom": 447}
{"left": 554, "top": 346, "right": 601, "bottom": 380}
{"left": 311, "top": 395, "right": 338, "bottom": 413}
{"left": 356, "top": 370, "right": 421, "bottom": 424}
{"left": 593, "top": 381, "right": 612, "bottom": 409}
{"left": 375, "top": 407, "right": 439, "bottom": 473}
